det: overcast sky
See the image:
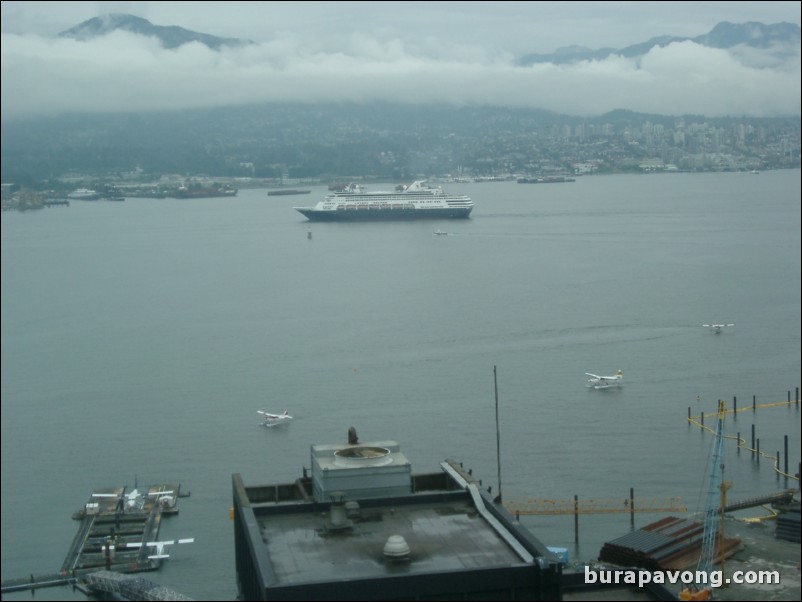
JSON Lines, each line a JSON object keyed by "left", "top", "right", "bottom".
{"left": 1, "top": 1, "right": 800, "bottom": 119}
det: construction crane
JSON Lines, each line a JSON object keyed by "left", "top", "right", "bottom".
{"left": 680, "top": 399, "right": 727, "bottom": 602}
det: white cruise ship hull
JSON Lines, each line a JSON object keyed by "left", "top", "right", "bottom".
{"left": 296, "top": 205, "right": 472, "bottom": 221}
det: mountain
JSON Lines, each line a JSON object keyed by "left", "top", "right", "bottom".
{"left": 519, "top": 21, "right": 801, "bottom": 65}
{"left": 58, "top": 13, "right": 251, "bottom": 50}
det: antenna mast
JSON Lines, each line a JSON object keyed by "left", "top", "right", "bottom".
{"left": 494, "top": 365, "right": 502, "bottom": 503}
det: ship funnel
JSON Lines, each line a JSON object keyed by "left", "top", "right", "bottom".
{"left": 383, "top": 535, "right": 410, "bottom": 561}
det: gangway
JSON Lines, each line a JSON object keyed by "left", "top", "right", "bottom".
{"left": 85, "top": 570, "right": 194, "bottom": 600}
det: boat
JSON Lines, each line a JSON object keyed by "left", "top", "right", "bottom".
{"left": 267, "top": 189, "right": 311, "bottom": 196}
{"left": 517, "top": 176, "right": 575, "bottom": 184}
{"left": 434, "top": 229, "right": 448, "bottom": 236}
{"left": 67, "top": 188, "right": 101, "bottom": 200}
{"left": 172, "top": 185, "right": 237, "bottom": 199}
{"left": 295, "top": 181, "right": 473, "bottom": 221}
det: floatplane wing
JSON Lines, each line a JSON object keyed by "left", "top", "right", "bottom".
{"left": 586, "top": 370, "right": 623, "bottom": 388}
{"left": 127, "top": 538, "right": 194, "bottom": 559}
{"left": 145, "top": 488, "right": 175, "bottom": 506}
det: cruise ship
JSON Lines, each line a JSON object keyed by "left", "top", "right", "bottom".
{"left": 294, "top": 181, "right": 473, "bottom": 221}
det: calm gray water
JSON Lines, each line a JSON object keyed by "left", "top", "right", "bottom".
{"left": 2, "top": 171, "right": 800, "bottom": 600}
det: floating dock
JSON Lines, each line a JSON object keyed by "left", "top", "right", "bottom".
{"left": 64, "top": 483, "right": 182, "bottom": 574}
{"left": 1, "top": 483, "right": 185, "bottom": 596}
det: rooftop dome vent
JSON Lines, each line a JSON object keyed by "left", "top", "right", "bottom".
{"left": 383, "top": 535, "right": 410, "bottom": 561}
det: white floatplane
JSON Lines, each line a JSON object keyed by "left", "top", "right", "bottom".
{"left": 586, "top": 370, "right": 624, "bottom": 389}
{"left": 703, "top": 323, "right": 734, "bottom": 334}
{"left": 127, "top": 538, "right": 194, "bottom": 560}
{"left": 258, "top": 410, "right": 293, "bottom": 427}
{"left": 93, "top": 487, "right": 175, "bottom": 511}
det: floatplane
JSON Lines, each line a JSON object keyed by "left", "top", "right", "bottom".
{"left": 585, "top": 370, "right": 624, "bottom": 389}
{"left": 93, "top": 486, "right": 175, "bottom": 511}
{"left": 258, "top": 410, "right": 293, "bottom": 427}
{"left": 702, "top": 323, "right": 734, "bottom": 334}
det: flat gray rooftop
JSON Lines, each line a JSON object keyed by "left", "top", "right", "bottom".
{"left": 258, "top": 496, "right": 526, "bottom": 586}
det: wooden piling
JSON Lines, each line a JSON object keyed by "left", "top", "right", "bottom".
{"left": 629, "top": 488, "right": 635, "bottom": 527}
{"left": 784, "top": 435, "right": 789, "bottom": 476}
{"left": 574, "top": 495, "right": 579, "bottom": 543}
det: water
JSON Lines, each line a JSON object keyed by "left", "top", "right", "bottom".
{"left": 2, "top": 171, "right": 800, "bottom": 600}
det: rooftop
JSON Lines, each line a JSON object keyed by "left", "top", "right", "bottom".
{"left": 232, "top": 439, "right": 560, "bottom": 601}
{"left": 259, "top": 495, "right": 525, "bottom": 585}
{"left": 231, "top": 438, "right": 679, "bottom": 601}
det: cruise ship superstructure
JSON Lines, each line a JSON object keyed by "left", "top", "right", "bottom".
{"left": 294, "top": 181, "right": 473, "bottom": 221}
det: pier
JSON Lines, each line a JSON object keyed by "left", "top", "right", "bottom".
{"left": 1, "top": 483, "right": 185, "bottom": 596}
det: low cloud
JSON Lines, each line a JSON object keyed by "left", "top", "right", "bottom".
{"left": 2, "top": 31, "right": 799, "bottom": 119}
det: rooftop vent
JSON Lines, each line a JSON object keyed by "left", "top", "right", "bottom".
{"left": 383, "top": 535, "right": 410, "bottom": 561}
{"left": 334, "top": 446, "right": 392, "bottom": 468}
{"left": 326, "top": 491, "right": 352, "bottom": 531}
{"left": 311, "top": 440, "right": 412, "bottom": 502}
{"left": 345, "top": 500, "right": 361, "bottom": 519}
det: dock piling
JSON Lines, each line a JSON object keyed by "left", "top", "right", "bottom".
{"left": 784, "top": 435, "right": 789, "bottom": 479}
{"left": 574, "top": 495, "right": 579, "bottom": 543}
{"left": 629, "top": 488, "right": 634, "bottom": 527}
